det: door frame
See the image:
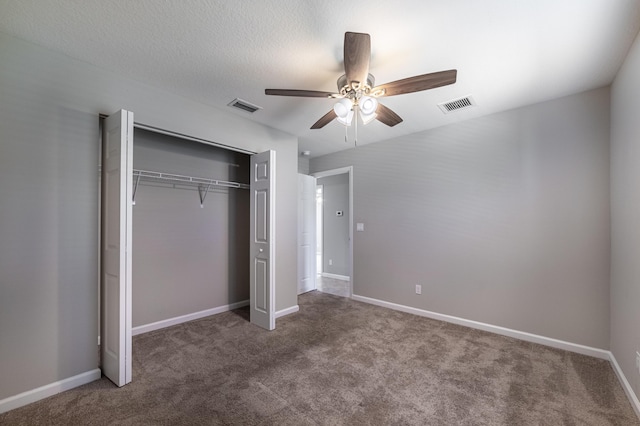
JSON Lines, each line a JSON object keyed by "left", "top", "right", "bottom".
{"left": 312, "top": 166, "right": 353, "bottom": 297}
{"left": 315, "top": 183, "right": 323, "bottom": 276}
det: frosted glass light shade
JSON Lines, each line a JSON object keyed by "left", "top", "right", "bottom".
{"left": 359, "top": 96, "right": 378, "bottom": 115}
{"left": 360, "top": 111, "right": 377, "bottom": 125}
{"left": 334, "top": 98, "right": 354, "bottom": 126}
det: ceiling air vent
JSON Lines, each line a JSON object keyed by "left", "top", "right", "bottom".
{"left": 438, "top": 95, "right": 476, "bottom": 114}
{"left": 228, "top": 98, "right": 262, "bottom": 114}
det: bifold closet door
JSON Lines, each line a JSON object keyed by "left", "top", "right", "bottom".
{"left": 101, "top": 109, "right": 133, "bottom": 387}
{"left": 250, "top": 150, "right": 275, "bottom": 330}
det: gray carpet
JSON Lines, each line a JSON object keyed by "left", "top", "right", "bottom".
{"left": 317, "top": 276, "right": 350, "bottom": 297}
{"left": 1, "top": 291, "right": 638, "bottom": 425}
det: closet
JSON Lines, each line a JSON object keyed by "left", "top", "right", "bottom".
{"left": 131, "top": 128, "right": 250, "bottom": 333}
{"left": 101, "top": 110, "right": 275, "bottom": 387}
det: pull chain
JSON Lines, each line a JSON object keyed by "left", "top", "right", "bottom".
{"left": 342, "top": 105, "right": 360, "bottom": 147}
{"left": 354, "top": 107, "right": 358, "bottom": 147}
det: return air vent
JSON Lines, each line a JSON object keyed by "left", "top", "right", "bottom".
{"left": 438, "top": 95, "right": 476, "bottom": 114}
{"left": 227, "top": 98, "right": 262, "bottom": 113}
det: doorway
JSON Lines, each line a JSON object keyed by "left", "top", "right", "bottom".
{"left": 312, "top": 167, "right": 353, "bottom": 297}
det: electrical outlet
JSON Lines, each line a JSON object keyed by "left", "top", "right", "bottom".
{"left": 415, "top": 285, "right": 422, "bottom": 295}
{"left": 329, "top": 259, "right": 333, "bottom": 266}
{"left": 636, "top": 352, "right": 640, "bottom": 374}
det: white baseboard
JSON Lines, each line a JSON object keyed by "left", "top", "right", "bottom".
{"left": 275, "top": 305, "right": 299, "bottom": 318}
{"left": 321, "top": 273, "right": 350, "bottom": 281}
{"left": 0, "top": 368, "right": 101, "bottom": 414}
{"left": 132, "top": 300, "right": 249, "bottom": 336}
{"left": 351, "top": 294, "right": 610, "bottom": 360}
{"left": 609, "top": 353, "right": 640, "bottom": 419}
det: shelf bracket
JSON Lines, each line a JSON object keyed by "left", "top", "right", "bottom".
{"left": 132, "top": 173, "right": 141, "bottom": 205}
{"left": 198, "top": 183, "right": 212, "bottom": 208}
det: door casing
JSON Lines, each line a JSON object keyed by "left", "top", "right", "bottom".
{"left": 312, "top": 166, "right": 354, "bottom": 296}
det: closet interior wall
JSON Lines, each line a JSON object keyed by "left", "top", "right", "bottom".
{"left": 132, "top": 129, "right": 250, "bottom": 328}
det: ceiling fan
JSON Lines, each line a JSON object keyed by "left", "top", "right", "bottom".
{"left": 265, "top": 32, "right": 457, "bottom": 130}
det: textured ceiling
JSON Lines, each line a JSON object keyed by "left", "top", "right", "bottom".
{"left": 1, "top": 0, "right": 639, "bottom": 158}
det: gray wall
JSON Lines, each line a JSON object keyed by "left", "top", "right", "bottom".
{"left": 318, "top": 174, "right": 350, "bottom": 277}
{"left": 0, "top": 33, "right": 298, "bottom": 402}
{"left": 311, "top": 87, "right": 611, "bottom": 349}
{"left": 611, "top": 29, "right": 640, "bottom": 399}
{"left": 132, "top": 130, "right": 249, "bottom": 327}
{"left": 0, "top": 83, "right": 99, "bottom": 401}
{"left": 298, "top": 156, "right": 310, "bottom": 174}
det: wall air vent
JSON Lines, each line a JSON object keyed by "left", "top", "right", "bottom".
{"left": 227, "top": 98, "right": 262, "bottom": 113}
{"left": 438, "top": 95, "right": 476, "bottom": 114}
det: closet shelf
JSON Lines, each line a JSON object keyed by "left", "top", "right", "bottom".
{"left": 132, "top": 169, "right": 249, "bottom": 206}
{"left": 133, "top": 169, "right": 249, "bottom": 190}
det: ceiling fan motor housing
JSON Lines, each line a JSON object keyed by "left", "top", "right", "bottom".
{"left": 337, "top": 73, "right": 376, "bottom": 99}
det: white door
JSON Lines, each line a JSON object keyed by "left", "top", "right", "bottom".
{"left": 298, "top": 174, "right": 316, "bottom": 294}
{"left": 101, "top": 109, "right": 133, "bottom": 386}
{"left": 250, "top": 151, "right": 275, "bottom": 330}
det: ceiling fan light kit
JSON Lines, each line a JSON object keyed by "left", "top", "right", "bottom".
{"left": 265, "top": 31, "right": 457, "bottom": 140}
{"left": 332, "top": 96, "right": 378, "bottom": 127}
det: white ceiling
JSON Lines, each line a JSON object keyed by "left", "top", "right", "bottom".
{"left": 1, "top": 1, "right": 639, "bottom": 158}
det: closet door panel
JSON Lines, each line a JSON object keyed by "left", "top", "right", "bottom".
{"left": 101, "top": 109, "right": 133, "bottom": 387}
{"left": 250, "top": 151, "right": 275, "bottom": 330}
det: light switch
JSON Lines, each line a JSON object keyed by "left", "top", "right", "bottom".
{"left": 356, "top": 223, "right": 364, "bottom": 231}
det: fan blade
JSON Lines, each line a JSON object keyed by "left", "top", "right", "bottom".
{"left": 265, "top": 89, "right": 337, "bottom": 98}
{"left": 376, "top": 103, "right": 403, "bottom": 127}
{"left": 311, "top": 109, "right": 337, "bottom": 129}
{"left": 344, "top": 32, "right": 371, "bottom": 88}
{"left": 372, "top": 70, "right": 457, "bottom": 97}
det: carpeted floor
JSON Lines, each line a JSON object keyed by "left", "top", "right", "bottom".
{"left": 1, "top": 291, "right": 638, "bottom": 425}
{"left": 316, "top": 276, "right": 350, "bottom": 297}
